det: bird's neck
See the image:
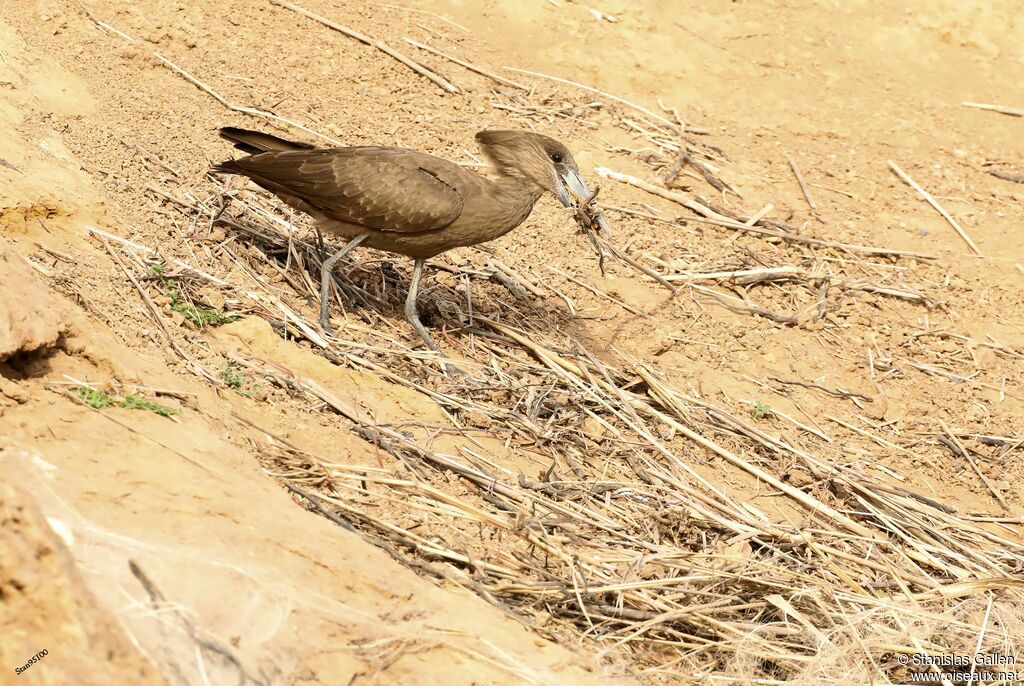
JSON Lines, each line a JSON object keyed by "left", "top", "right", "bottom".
{"left": 489, "top": 176, "right": 544, "bottom": 232}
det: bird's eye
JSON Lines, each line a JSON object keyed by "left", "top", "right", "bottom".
{"left": 550, "top": 152, "right": 563, "bottom": 164}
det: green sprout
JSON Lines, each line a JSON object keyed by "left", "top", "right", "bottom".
{"left": 76, "top": 386, "right": 178, "bottom": 417}
{"left": 221, "top": 364, "right": 246, "bottom": 389}
{"left": 150, "top": 263, "right": 237, "bottom": 328}
{"left": 120, "top": 393, "right": 179, "bottom": 417}
{"left": 78, "top": 386, "right": 114, "bottom": 409}
{"left": 171, "top": 301, "right": 238, "bottom": 328}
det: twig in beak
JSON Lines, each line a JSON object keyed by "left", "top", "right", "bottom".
{"left": 584, "top": 226, "right": 606, "bottom": 276}
{"left": 567, "top": 188, "right": 676, "bottom": 292}
{"left": 570, "top": 185, "right": 608, "bottom": 275}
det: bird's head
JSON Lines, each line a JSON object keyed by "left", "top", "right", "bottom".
{"left": 475, "top": 131, "right": 609, "bottom": 235}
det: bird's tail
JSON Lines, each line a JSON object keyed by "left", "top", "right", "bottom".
{"left": 217, "top": 127, "right": 315, "bottom": 155}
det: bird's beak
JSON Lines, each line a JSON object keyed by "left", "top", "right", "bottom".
{"left": 558, "top": 169, "right": 589, "bottom": 207}
{"left": 558, "top": 169, "right": 613, "bottom": 238}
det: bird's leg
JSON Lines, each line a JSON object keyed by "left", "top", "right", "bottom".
{"left": 405, "top": 258, "right": 443, "bottom": 355}
{"left": 407, "top": 260, "right": 481, "bottom": 380}
{"left": 320, "top": 233, "right": 369, "bottom": 334}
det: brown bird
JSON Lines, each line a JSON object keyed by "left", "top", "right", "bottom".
{"left": 213, "top": 127, "right": 609, "bottom": 356}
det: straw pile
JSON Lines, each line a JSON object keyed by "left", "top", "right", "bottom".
{"left": 83, "top": 5, "right": 1024, "bottom": 680}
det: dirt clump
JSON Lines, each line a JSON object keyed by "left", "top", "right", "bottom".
{"left": 0, "top": 247, "right": 65, "bottom": 362}
{"left": 0, "top": 482, "right": 168, "bottom": 686}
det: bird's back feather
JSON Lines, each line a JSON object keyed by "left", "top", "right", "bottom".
{"left": 218, "top": 127, "right": 315, "bottom": 155}
{"left": 214, "top": 145, "right": 467, "bottom": 234}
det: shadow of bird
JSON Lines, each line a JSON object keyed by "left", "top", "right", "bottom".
{"left": 212, "top": 127, "right": 609, "bottom": 366}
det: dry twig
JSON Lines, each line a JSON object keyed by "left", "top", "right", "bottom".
{"left": 888, "top": 160, "right": 982, "bottom": 255}
{"left": 404, "top": 38, "right": 528, "bottom": 90}
{"left": 960, "top": 101, "right": 1024, "bottom": 117}
{"left": 269, "top": 0, "right": 460, "bottom": 93}
{"left": 784, "top": 151, "right": 816, "bottom": 210}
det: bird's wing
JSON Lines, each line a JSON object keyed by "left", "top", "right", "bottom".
{"left": 221, "top": 147, "right": 466, "bottom": 233}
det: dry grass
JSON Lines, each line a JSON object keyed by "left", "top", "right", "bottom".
{"left": 105, "top": 167, "right": 1024, "bottom": 682}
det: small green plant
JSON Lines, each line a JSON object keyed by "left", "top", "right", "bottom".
{"left": 120, "top": 393, "right": 179, "bottom": 417}
{"left": 221, "top": 363, "right": 246, "bottom": 389}
{"left": 76, "top": 386, "right": 178, "bottom": 417}
{"left": 751, "top": 401, "right": 774, "bottom": 419}
{"left": 150, "top": 263, "right": 237, "bottom": 328}
{"left": 171, "top": 301, "right": 238, "bottom": 328}
{"left": 78, "top": 386, "right": 114, "bottom": 409}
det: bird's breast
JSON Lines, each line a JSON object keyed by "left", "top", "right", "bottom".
{"left": 459, "top": 186, "right": 539, "bottom": 238}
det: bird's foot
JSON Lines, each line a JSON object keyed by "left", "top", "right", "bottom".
{"left": 442, "top": 361, "right": 480, "bottom": 382}
{"left": 320, "top": 314, "right": 334, "bottom": 337}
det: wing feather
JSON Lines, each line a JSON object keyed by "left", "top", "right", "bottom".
{"left": 223, "top": 148, "right": 465, "bottom": 233}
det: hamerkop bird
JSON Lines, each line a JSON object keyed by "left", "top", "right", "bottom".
{"left": 213, "top": 127, "right": 610, "bottom": 356}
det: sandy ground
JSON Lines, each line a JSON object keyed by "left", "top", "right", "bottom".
{"left": 1, "top": 0, "right": 1022, "bottom": 684}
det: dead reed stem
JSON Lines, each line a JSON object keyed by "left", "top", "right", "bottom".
{"left": 504, "top": 66, "right": 679, "bottom": 130}
{"left": 784, "top": 151, "right": 816, "bottom": 210}
{"left": 404, "top": 37, "right": 529, "bottom": 90}
{"left": 269, "top": 0, "right": 460, "bottom": 93}
{"left": 887, "top": 160, "right": 982, "bottom": 255}
{"left": 960, "top": 101, "right": 1024, "bottom": 117}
